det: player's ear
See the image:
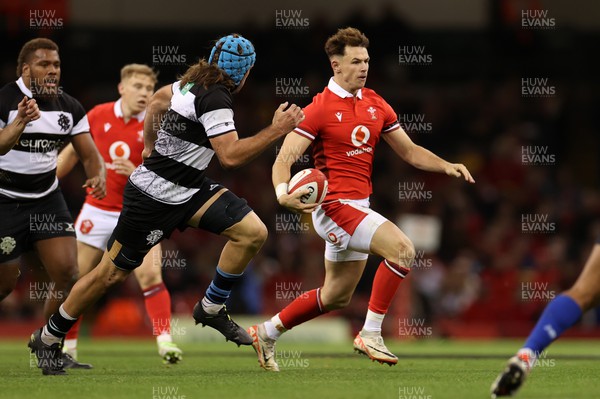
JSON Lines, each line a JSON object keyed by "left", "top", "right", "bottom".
{"left": 117, "top": 82, "right": 125, "bottom": 95}
{"left": 21, "top": 63, "right": 30, "bottom": 79}
{"left": 330, "top": 58, "right": 340, "bottom": 74}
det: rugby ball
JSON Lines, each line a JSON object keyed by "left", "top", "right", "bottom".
{"left": 287, "top": 168, "right": 328, "bottom": 205}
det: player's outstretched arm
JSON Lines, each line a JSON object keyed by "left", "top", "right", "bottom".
{"left": 56, "top": 143, "right": 80, "bottom": 179}
{"left": 272, "top": 133, "right": 318, "bottom": 214}
{"left": 71, "top": 133, "right": 106, "bottom": 199}
{"left": 209, "top": 102, "right": 304, "bottom": 170}
{"left": 142, "top": 84, "right": 173, "bottom": 160}
{"left": 0, "top": 97, "right": 40, "bottom": 155}
{"left": 383, "top": 127, "right": 475, "bottom": 183}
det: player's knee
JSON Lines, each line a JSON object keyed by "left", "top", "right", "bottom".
{"left": 100, "top": 260, "right": 130, "bottom": 289}
{"left": 321, "top": 291, "right": 352, "bottom": 310}
{"left": 136, "top": 270, "right": 162, "bottom": 289}
{"left": 0, "top": 283, "right": 16, "bottom": 301}
{"left": 240, "top": 218, "right": 268, "bottom": 251}
{"left": 0, "top": 267, "right": 19, "bottom": 301}
{"left": 565, "top": 285, "right": 600, "bottom": 310}
{"left": 53, "top": 264, "right": 79, "bottom": 290}
{"left": 324, "top": 295, "right": 352, "bottom": 310}
{"left": 395, "top": 238, "right": 416, "bottom": 269}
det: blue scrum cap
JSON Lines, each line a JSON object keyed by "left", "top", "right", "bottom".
{"left": 208, "top": 34, "right": 256, "bottom": 86}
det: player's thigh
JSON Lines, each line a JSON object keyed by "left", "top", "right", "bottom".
{"left": 107, "top": 183, "right": 192, "bottom": 271}
{"left": 34, "top": 236, "right": 78, "bottom": 287}
{"left": 0, "top": 260, "right": 20, "bottom": 298}
{"left": 186, "top": 182, "right": 258, "bottom": 241}
{"left": 74, "top": 203, "right": 119, "bottom": 274}
{"left": 76, "top": 241, "right": 104, "bottom": 276}
{"left": 567, "top": 244, "right": 600, "bottom": 309}
{"left": 369, "top": 221, "right": 415, "bottom": 265}
{"left": 133, "top": 243, "right": 163, "bottom": 289}
{"left": 320, "top": 258, "right": 367, "bottom": 308}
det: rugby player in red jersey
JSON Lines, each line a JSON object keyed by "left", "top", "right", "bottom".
{"left": 248, "top": 27, "right": 475, "bottom": 371}
{"left": 57, "top": 64, "right": 182, "bottom": 365}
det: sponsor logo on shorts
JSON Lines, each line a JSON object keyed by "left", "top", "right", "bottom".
{"left": 146, "top": 229, "right": 164, "bottom": 245}
{"left": 0, "top": 236, "right": 16, "bottom": 255}
{"left": 79, "top": 219, "right": 94, "bottom": 234}
{"left": 327, "top": 232, "right": 338, "bottom": 244}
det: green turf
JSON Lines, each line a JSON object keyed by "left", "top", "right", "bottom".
{"left": 2, "top": 338, "right": 600, "bottom": 399}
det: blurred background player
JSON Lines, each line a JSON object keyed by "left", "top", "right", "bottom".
{"left": 0, "top": 38, "right": 105, "bottom": 369}
{"left": 57, "top": 64, "right": 182, "bottom": 365}
{"left": 491, "top": 242, "right": 600, "bottom": 397}
{"left": 29, "top": 34, "right": 305, "bottom": 375}
{"left": 248, "top": 27, "right": 475, "bottom": 371}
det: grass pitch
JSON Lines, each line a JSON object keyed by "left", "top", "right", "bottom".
{"left": 1, "top": 338, "right": 599, "bottom": 399}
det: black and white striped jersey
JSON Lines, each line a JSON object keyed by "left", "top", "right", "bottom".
{"left": 130, "top": 81, "right": 236, "bottom": 204}
{"left": 0, "top": 77, "right": 89, "bottom": 200}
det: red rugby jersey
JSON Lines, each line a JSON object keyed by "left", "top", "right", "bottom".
{"left": 85, "top": 99, "right": 145, "bottom": 211}
{"left": 294, "top": 78, "right": 399, "bottom": 201}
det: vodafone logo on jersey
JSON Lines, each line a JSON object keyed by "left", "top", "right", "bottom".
{"left": 351, "top": 125, "right": 370, "bottom": 147}
{"left": 108, "top": 141, "right": 131, "bottom": 160}
{"left": 347, "top": 125, "right": 373, "bottom": 157}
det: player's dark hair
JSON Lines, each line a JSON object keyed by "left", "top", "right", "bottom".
{"left": 178, "top": 59, "right": 236, "bottom": 92}
{"left": 324, "top": 27, "right": 369, "bottom": 58}
{"left": 16, "top": 38, "right": 59, "bottom": 77}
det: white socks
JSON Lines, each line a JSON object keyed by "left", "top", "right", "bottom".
{"left": 63, "top": 338, "right": 78, "bottom": 357}
{"left": 41, "top": 325, "right": 63, "bottom": 346}
{"left": 362, "top": 310, "right": 385, "bottom": 333}
{"left": 264, "top": 314, "right": 286, "bottom": 340}
{"left": 156, "top": 332, "right": 173, "bottom": 345}
{"left": 517, "top": 348, "right": 537, "bottom": 370}
{"left": 201, "top": 297, "right": 224, "bottom": 315}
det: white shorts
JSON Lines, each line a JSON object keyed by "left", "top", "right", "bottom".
{"left": 312, "top": 198, "right": 388, "bottom": 262}
{"left": 74, "top": 203, "right": 120, "bottom": 251}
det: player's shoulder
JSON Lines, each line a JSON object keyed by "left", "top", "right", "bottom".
{"left": 195, "top": 83, "right": 232, "bottom": 111}
{"left": 362, "top": 87, "right": 386, "bottom": 102}
{"left": 89, "top": 101, "right": 115, "bottom": 115}
{"left": 204, "top": 83, "right": 232, "bottom": 101}
{"left": 363, "top": 87, "right": 395, "bottom": 111}
{"left": 311, "top": 86, "right": 331, "bottom": 103}
{"left": 57, "top": 90, "right": 86, "bottom": 112}
{"left": 304, "top": 87, "right": 332, "bottom": 113}
{"left": 0, "top": 82, "right": 22, "bottom": 117}
{"left": 87, "top": 101, "right": 115, "bottom": 121}
{"left": 0, "top": 81, "right": 21, "bottom": 98}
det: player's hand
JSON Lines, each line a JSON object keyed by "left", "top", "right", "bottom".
{"left": 83, "top": 175, "right": 106, "bottom": 199}
{"left": 278, "top": 188, "right": 319, "bottom": 214}
{"left": 113, "top": 158, "right": 136, "bottom": 176}
{"left": 444, "top": 163, "right": 475, "bottom": 183}
{"left": 16, "top": 97, "right": 40, "bottom": 124}
{"left": 272, "top": 102, "right": 305, "bottom": 136}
